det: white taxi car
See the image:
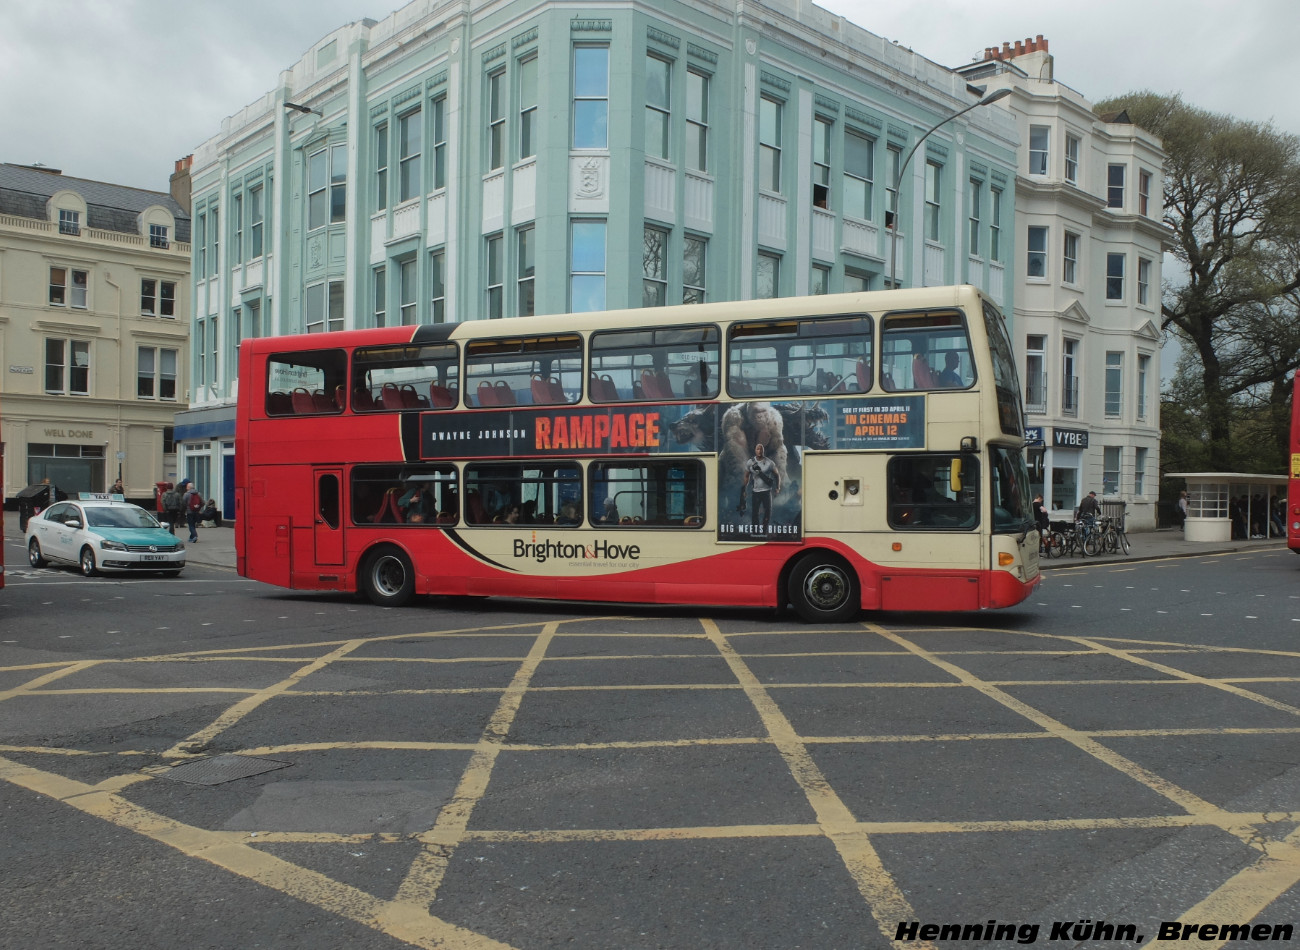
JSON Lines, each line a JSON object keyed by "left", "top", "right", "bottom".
{"left": 26, "top": 493, "right": 186, "bottom": 576}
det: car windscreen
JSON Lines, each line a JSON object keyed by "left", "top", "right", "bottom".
{"left": 85, "top": 507, "right": 160, "bottom": 529}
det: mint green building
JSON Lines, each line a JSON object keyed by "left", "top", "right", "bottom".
{"left": 176, "top": 0, "right": 1018, "bottom": 514}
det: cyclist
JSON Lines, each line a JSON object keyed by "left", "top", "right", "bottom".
{"left": 1033, "top": 494, "right": 1050, "bottom": 553}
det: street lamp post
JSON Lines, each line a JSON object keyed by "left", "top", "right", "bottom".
{"left": 888, "top": 87, "right": 1012, "bottom": 289}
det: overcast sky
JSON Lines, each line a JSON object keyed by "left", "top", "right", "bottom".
{"left": 1, "top": 0, "right": 1294, "bottom": 193}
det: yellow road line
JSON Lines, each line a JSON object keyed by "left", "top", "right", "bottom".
{"left": 0, "top": 660, "right": 100, "bottom": 703}
{"left": 1153, "top": 825, "right": 1300, "bottom": 949}
{"left": 163, "top": 639, "right": 369, "bottom": 758}
{"left": 0, "top": 754, "right": 513, "bottom": 950}
{"left": 394, "top": 622, "right": 559, "bottom": 909}
{"left": 701, "top": 618, "right": 930, "bottom": 949}
{"left": 870, "top": 625, "right": 1222, "bottom": 817}
{"left": 1063, "top": 635, "right": 1300, "bottom": 718}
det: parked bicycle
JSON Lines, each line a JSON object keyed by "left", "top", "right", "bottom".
{"left": 1095, "top": 516, "right": 1131, "bottom": 556}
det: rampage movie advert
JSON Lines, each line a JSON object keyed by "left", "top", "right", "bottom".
{"left": 420, "top": 396, "right": 925, "bottom": 543}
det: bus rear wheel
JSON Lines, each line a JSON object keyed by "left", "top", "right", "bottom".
{"left": 788, "top": 553, "right": 859, "bottom": 623}
{"left": 360, "top": 545, "right": 416, "bottom": 607}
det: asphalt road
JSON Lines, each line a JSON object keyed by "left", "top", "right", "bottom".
{"left": 3, "top": 547, "right": 1300, "bottom": 949}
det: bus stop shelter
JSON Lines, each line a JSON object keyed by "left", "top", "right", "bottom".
{"left": 1166, "top": 472, "right": 1286, "bottom": 542}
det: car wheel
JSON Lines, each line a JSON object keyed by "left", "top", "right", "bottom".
{"left": 28, "top": 538, "right": 46, "bottom": 568}
{"left": 787, "top": 552, "right": 859, "bottom": 623}
{"left": 80, "top": 546, "right": 98, "bottom": 577}
{"left": 360, "top": 545, "right": 416, "bottom": 607}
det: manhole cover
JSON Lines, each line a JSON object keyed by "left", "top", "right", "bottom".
{"left": 160, "top": 754, "right": 291, "bottom": 786}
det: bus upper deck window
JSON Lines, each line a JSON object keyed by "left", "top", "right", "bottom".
{"left": 727, "top": 315, "right": 872, "bottom": 397}
{"left": 266, "top": 349, "right": 347, "bottom": 415}
{"left": 590, "top": 326, "right": 720, "bottom": 403}
{"left": 880, "top": 310, "right": 973, "bottom": 392}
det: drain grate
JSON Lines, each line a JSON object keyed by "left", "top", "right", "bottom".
{"left": 160, "top": 754, "right": 292, "bottom": 786}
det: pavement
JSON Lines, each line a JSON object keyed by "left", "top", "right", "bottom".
{"left": 95, "top": 519, "right": 1300, "bottom": 573}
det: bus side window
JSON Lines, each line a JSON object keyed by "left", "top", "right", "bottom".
{"left": 590, "top": 326, "right": 719, "bottom": 404}
{"left": 880, "top": 310, "right": 972, "bottom": 393}
{"left": 728, "top": 315, "right": 872, "bottom": 398}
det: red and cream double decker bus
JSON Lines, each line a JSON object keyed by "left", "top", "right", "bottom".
{"left": 235, "top": 285, "right": 1039, "bottom": 621}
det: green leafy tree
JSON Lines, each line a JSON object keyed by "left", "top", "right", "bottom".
{"left": 1098, "top": 92, "right": 1300, "bottom": 470}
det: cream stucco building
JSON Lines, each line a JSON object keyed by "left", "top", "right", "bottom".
{"left": 0, "top": 162, "right": 192, "bottom": 504}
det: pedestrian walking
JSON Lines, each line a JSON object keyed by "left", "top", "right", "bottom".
{"left": 182, "top": 480, "right": 202, "bottom": 543}
{"left": 161, "top": 481, "right": 183, "bottom": 535}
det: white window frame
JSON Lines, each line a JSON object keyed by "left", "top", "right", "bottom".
{"left": 1063, "top": 231, "right": 1079, "bottom": 285}
{"left": 812, "top": 115, "right": 831, "bottom": 209}
{"left": 756, "top": 251, "right": 780, "bottom": 299}
{"left": 1138, "top": 257, "right": 1152, "bottom": 306}
{"left": 1026, "top": 226, "right": 1048, "bottom": 279}
{"left": 487, "top": 67, "right": 506, "bottom": 173}
{"left": 398, "top": 106, "right": 423, "bottom": 203}
{"left": 1106, "top": 252, "right": 1125, "bottom": 300}
{"left": 685, "top": 69, "right": 709, "bottom": 173}
{"left": 1105, "top": 351, "right": 1123, "bottom": 418}
{"left": 572, "top": 45, "right": 610, "bottom": 150}
{"left": 140, "top": 277, "right": 176, "bottom": 318}
{"left": 643, "top": 224, "right": 668, "bottom": 307}
{"left": 375, "top": 121, "right": 389, "bottom": 211}
{"left": 924, "top": 161, "right": 941, "bottom": 242}
{"left": 968, "top": 178, "right": 982, "bottom": 257}
{"left": 843, "top": 129, "right": 874, "bottom": 221}
{"left": 1028, "top": 125, "right": 1049, "bottom": 176}
{"left": 683, "top": 234, "right": 706, "bottom": 304}
{"left": 1103, "top": 446, "right": 1122, "bottom": 496}
{"left": 569, "top": 219, "right": 606, "bottom": 312}
{"left": 1137, "top": 354, "right": 1151, "bottom": 421}
{"left": 45, "top": 338, "right": 91, "bottom": 396}
{"left": 430, "top": 249, "right": 446, "bottom": 323}
{"left": 1108, "top": 163, "right": 1126, "bottom": 209}
{"left": 518, "top": 56, "right": 538, "bottom": 162}
{"left": 759, "top": 96, "right": 783, "bottom": 194}
{"left": 645, "top": 53, "right": 672, "bottom": 163}
{"left": 49, "top": 266, "right": 88, "bottom": 309}
{"left": 137, "top": 346, "right": 178, "bottom": 401}
{"left": 486, "top": 233, "right": 504, "bottom": 318}
{"left": 249, "top": 185, "right": 264, "bottom": 259}
{"left": 373, "top": 265, "right": 386, "bottom": 327}
{"left": 517, "top": 226, "right": 535, "bottom": 316}
{"left": 399, "top": 258, "right": 418, "bottom": 325}
{"left": 1065, "top": 134, "right": 1079, "bottom": 184}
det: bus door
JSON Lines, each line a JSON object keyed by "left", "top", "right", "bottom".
{"left": 313, "top": 468, "right": 344, "bottom": 566}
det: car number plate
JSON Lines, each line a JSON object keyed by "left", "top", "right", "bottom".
{"left": 141, "top": 555, "right": 165, "bottom": 561}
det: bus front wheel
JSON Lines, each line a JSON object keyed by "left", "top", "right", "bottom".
{"left": 788, "top": 553, "right": 859, "bottom": 623}
{"left": 360, "top": 545, "right": 416, "bottom": 607}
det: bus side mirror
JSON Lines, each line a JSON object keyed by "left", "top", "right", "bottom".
{"left": 950, "top": 459, "right": 963, "bottom": 493}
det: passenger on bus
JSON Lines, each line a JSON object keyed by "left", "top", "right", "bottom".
{"left": 399, "top": 482, "right": 435, "bottom": 523}
{"left": 936, "top": 352, "right": 964, "bottom": 388}
{"left": 598, "top": 496, "right": 619, "bottom": 523}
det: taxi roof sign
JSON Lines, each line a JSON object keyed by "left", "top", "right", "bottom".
{"left": 79, "top": 492, "right": 126, "bottom": 501}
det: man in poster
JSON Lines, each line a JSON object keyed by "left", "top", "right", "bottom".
{"left": 739, "top": 442, "right": 782, "bottom": 536}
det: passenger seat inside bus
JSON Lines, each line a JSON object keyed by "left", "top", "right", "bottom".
{"left": 912, "top": 354, "right": 937, "bottom": 389}
{"left": 429, "top": 383, "right": 457, "bottom": 408}
{"left": 370, "top": 488, "right": 405, "bottom": 524}
{"left": 353, "top": 388, "right": 378, "bottom": 411}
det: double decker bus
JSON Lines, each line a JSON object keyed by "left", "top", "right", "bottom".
{"left": 236, "top": 285, "right": 1039, "bottom": 621}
